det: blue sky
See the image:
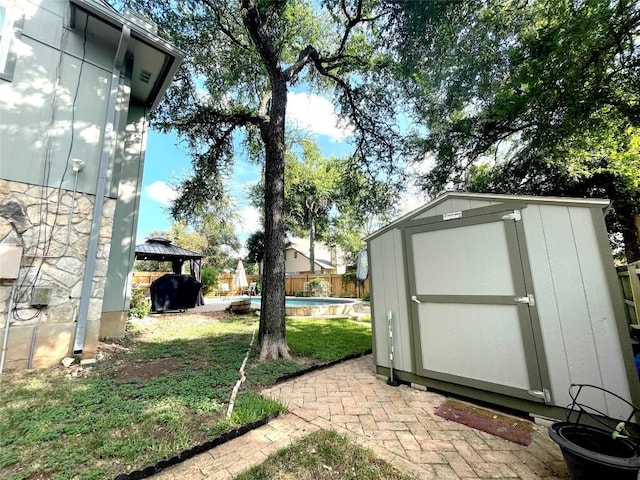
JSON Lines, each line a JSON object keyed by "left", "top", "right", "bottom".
{"left": 136, "top": 91, "right": 429, "bottom": 251}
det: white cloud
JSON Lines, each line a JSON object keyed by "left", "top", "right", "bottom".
{"left": 286, "top": 92, "right": 353, "bottom": 141}
{"left": 397, "top": 188, "right": 431, "bottom": 215}
{"left": 145, "top": 181, "right": 179, "bottom": 205}
{"left": 235, "top": 205, "right": 262, "bottom": 238}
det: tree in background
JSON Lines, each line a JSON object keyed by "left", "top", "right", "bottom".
{"left": 329, "top": 158, "right": 398, "bottom": 265}
{"left": 245, "top": 230, "right": 265, "bottom": 273}
{"left": 126, "top": 0, "right": 406, "bottom": 359}
{"left": 250, "top": 136, "right": 397, "bottom": 270}
{"left": 196, "top": 212, "right": 242, "bottom": 268}
{"left": 285, "top": 139, "right": 341, "bottom": 273}
{"left": 396, "top": 0, "right": 640, "bottom": 260}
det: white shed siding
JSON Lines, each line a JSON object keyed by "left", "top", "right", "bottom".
{"left": 523, "top": 204, "right": 631, "bottom": 418}
{"left": 411, "top": 221, "right": 516, "bottom": 296}
{"left": 572, "top": 208, "right": 632, "bottom": 417}
{"left": 367, "top": 192, "right": 636, "bottom": 418}
{"left": 521, "top": 205, "right": 573, "bottom": 403}
{"left": 370, "top": 228, "right": 412, "bottom": 372}
{"left": 415, "top": 199, "right": 497, "bottom": 220}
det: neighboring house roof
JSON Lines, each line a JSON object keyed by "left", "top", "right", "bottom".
{"left": 285, "top": 237, "right": 342, "bottom": 270}
{"left": 135, "top": 238, "right": 202, "bottom": 262}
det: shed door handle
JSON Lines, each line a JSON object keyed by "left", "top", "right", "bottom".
{"left": 411, "top": 295, "right": 421, "bottom": 304}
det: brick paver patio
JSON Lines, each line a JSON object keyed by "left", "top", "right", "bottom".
{"left": 153, "top": 355, "right": 570, "bottom": 479}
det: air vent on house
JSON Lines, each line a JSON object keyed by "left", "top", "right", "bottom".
{"left": 139, "top": 70, "right": 152, "bottom": 83}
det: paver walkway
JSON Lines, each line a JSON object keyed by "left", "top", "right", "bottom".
{"left": 153, "top": 355, "right": 570, "bottom": 479}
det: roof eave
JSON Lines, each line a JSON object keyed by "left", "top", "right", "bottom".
{"left": 69, "top": 0, "right": 184, "bottom": 110}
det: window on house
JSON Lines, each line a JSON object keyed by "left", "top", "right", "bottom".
{"left": 294, "top": 251, "right": 298, "bottom": 258}
{"left": 0, "top": 2, "right": 21, "bottom": 81}
{"left": 0, "top": 6, "right": 9, "bottom": 69}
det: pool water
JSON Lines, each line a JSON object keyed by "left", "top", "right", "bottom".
{"left": 211, "top": 296, "right": 360, "bottom": 316}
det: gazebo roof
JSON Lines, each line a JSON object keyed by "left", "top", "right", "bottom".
{"left": 135, "top": 237, "right": 203, "bottom": 262}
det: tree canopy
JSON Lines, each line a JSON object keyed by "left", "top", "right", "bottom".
{"left": 398, "top": 0, "right": 640, "bottom": 260}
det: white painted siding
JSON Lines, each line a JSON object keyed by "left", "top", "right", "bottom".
{"left": 419, "top": 303, "right": 530, "bottom": 389}
{"left": 415, "top": 199, "right": 496, "bottom": 220}
{"left": 0, "top": 0, "right": 110, "bottom": 194}
{"left": 411, "top": 221, "right": 515, "bottom": 296}
{"left": 370, "top": 228, "right": 412, "bottom": 371}
{"left": 523, "top": 204, "right": 632, "bottom": 418}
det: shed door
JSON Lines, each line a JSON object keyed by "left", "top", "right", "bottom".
{"left": 404, "top": 208, "right": 548, "bottom": 403}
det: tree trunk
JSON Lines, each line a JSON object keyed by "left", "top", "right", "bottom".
{"left": 257, "top": 77, "right": 290, "bottom": 361}
{"left": 309, "top": 209, "right": 316, "bottom": 274}
{"left": 241, "top": 0, "right": 291, "bottom": 360}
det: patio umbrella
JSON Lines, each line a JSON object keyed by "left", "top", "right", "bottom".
{"left": 232, "top": 260, "right": 249, "bottom": 294}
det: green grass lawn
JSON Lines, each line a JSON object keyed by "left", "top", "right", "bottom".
{"left": 0, "top": 313, "right": 371, "bottom": 480}
{"left": 236, "top": 429, "right": 413, "bottom": 480}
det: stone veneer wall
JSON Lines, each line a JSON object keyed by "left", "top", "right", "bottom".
{"left": 0, "top": 179, "right": 114, "bottom": 370}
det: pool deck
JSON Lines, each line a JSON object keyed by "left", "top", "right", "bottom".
{"left": 191, "top": 297, "right": 370, "bottom": 319}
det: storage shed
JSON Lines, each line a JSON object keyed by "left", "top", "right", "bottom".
{"left": 365, "top": 192, "right": 640, "bottom": 420}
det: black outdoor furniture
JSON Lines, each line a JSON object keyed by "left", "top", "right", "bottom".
{"left": 150, "top": 274, "right": 202, "bottom": 313}
{"left": 135, "top": 237, "right": 204, "bottom": 307}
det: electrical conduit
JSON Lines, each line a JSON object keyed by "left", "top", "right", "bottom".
{"left": 73, "top": 23, "right": 130, "bottom": 354}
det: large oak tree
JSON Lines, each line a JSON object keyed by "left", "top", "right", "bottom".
{"left": 127, "top": 0, "right": 406, "bottom": 359}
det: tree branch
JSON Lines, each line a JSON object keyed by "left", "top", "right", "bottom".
{"left": 200, "top": 0, "right": 251, "bottom": 51}
{"left": 321, "top": 0, "right": 387, "bottom": 64}
{"left": 283, "top": 45, "right": 317, "bottom": 82}
{"left": 241, "top": 0, "right": 282, "bottom": 81}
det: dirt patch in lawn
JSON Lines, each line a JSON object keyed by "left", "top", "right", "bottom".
{"left": 109, "top": 357, "right": 184, "bottom": 382}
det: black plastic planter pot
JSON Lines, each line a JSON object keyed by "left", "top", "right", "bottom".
{"left": 549, "top": 422, "right": 640, "bottom": 480}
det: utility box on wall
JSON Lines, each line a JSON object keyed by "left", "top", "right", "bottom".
{"left": 0, "top": 245, "right": 23, "bottom": 280}
{"left": 366, "top": 192, "right": 640, "bottom": 421}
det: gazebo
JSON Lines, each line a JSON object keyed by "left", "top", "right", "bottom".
{"left": 134, "top": 237, "right": 204, "bottom": 309}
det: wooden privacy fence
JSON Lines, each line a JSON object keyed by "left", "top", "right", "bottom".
{"left": 132, "top": 271, "right": 370, "bottom": 299}
{"left": 131, "top": 271, "right": 167, "bottom": 296}
{"left": 617, "top": 261, "right": 640, "bottom": 327}
{"left": 217, "top": 273, "right": 370, "bottom": 298}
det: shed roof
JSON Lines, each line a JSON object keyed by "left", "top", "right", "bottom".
{"left": 365, "top": 191, "right": 610, "bottom": 242}
{"left": 135, "top": 238, "right": 203, "bottom": 262}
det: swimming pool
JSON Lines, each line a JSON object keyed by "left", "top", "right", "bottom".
{"left": 211, "top": 296, "right": 361, "bottom": 316}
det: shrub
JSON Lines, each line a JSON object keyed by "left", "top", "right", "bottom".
{"left": 253, "top": 277, "right": 262, "bottom": 294}
{"left": 200, "top": 266, "right": 219, "bottom": 295}
{"left": 128, "top": 289, "right": 150, "bottom": 319}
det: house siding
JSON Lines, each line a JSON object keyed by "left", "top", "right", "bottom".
{"left": 0, "top": 0, "right": 112, "bottom": 195}
{"left": 0, "top": 178, "right": 114, "bottom": 369}
{"left": 0, "top": 0, "right": 183, "bottom": 370}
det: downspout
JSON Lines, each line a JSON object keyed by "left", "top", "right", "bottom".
{"left": 73, "top": 24, "right": 130, "bottom": 354}
{"left": 0, "top": 281, "right": 18, "bottom": 374}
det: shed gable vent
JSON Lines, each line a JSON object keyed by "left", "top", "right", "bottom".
{"left": 139, "top": 69, "right": 152, "bottom": 83}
